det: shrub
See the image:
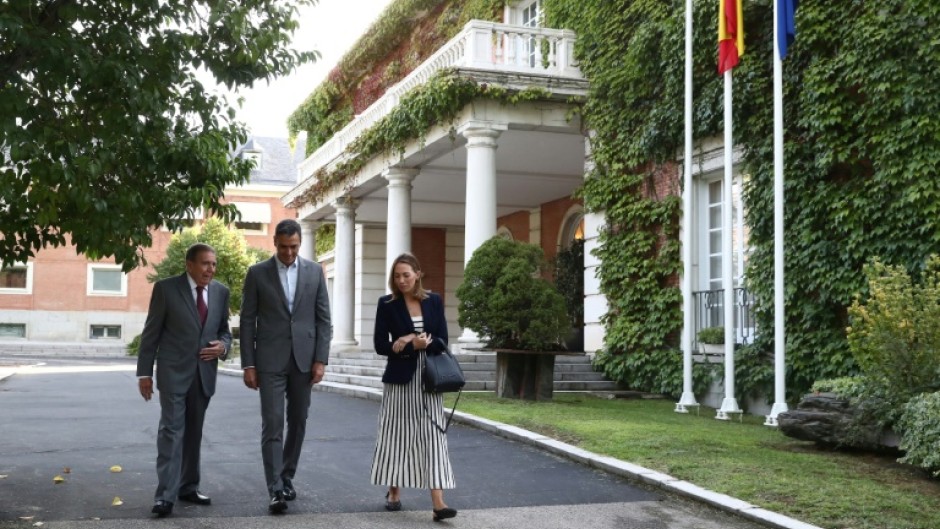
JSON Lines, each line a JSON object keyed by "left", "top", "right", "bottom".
{"left": 126, "top": 334, "right": 142, "bottom": 357}
{"left": 846, "top": 256, "right": 940, "bottom": 398}
{"left": 697, "top": 326, "right": 725, "bottom": 345}
{"left": 457, "top": 237, "right": 569, "bottom": 351}
{"left": 897, "top": 391, "right": 940, "bottom": 476}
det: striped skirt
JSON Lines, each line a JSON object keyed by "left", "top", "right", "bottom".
{"left": 369, "top": 351, "right": 456, "bottom": 489}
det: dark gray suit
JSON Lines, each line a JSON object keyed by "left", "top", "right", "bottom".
{"left": 240, "top": 256, "right": 331, "bottom": 494}
{"left": 136, "top": 273, "right": 232, "bottom": 503}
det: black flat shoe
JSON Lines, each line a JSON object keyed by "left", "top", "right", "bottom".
{"left": 269, "top": 490, "right": 288, "bottom": 514}
{"left": 178, "top": 491, "right": 211, "bottom": 505}
{"left": 384, "top": 491, "right": 402, "bottom": 512}
{"left": 433, "top": 507, "right": 457, "bottom": 521}
{"left": 282, "top": 478, "right": 296, "bottom": 501}
{"left": 151, "top": 500, "right": 173, "bottom": 517}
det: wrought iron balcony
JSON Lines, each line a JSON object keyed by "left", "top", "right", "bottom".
{"left": 692, "top": 287, "right": 756, "bottom": 348}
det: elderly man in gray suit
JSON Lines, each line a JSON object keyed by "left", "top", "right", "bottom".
{"left": 137, "top": 243, "right": 231, "bottom": 517}
{"left": 240, "top": 219, "right": 332, "bottom": 514}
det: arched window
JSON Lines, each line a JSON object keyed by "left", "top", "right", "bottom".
{"left": 558, "top": 206, "right": 585, "bottom": 250}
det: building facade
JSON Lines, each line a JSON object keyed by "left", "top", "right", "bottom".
{"left": 0, "top": 136, "right": 303, "bottom": 351}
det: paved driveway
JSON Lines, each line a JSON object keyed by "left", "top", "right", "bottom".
{"left": 0, "top": 357, "right": 767, "bottom": 529}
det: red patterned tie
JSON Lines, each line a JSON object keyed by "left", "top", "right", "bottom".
{"left": 196, "top": 285, "right": 208, "bottom": 327}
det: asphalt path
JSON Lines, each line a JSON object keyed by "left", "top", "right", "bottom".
{"left": 0, "top": 357, "right": 767, "bottom": 529}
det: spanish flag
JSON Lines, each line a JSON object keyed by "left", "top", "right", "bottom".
{"left": 718, "top": 0, "right": 744, "bottom": 74}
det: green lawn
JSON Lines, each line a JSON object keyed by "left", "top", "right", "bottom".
{"left": 445, "top": 393, "right": 940, "bottom": 529}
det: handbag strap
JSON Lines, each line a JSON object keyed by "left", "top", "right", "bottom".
{"left": 423, "top": 389, "right": 462, "bottom": 434}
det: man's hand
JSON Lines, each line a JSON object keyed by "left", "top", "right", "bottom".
{"left": 243, "top": 367, "right": 259, "bottom": 390}
{"left": 310, "top": 362, "right": 325, "bottom": 385}
{"left": 139, "top": 377, "right": 154, "bottom": 401}
{"left": 199, "top": 340, "right": 225, "bottom": 361}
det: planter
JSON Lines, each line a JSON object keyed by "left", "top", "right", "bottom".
{"left": 494, "top": 349, "right": 576, "bottom": 401}
{"left": 694, "top": 343, "right": 725, "bottom": 363}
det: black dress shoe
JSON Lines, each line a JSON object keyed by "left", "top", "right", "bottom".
{"left": 282, "top": 478, "right": 296, "bottom": 501}
{"left": 269, "top": 490, "right": 288, "bottom": 514}
{"left": 178, "top": 491, "right": 211, "bottom": 505}
{"left": 433, "top": 507, "right": 457, "bottom": 522}
{"left": 151, "top": 500, "right": 173, "bottom": 517}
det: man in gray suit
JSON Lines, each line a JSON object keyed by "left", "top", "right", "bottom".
{"left": 137, "top": 243, "right": 232, "bottom": 517}
{"left": 240, "top": 219, "right": 332, "bottom": 514}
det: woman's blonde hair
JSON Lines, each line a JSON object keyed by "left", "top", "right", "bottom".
{"left": 387, "top": 252, "right": 428, "bottom": 300}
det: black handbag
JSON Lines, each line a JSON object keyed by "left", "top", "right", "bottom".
{"left": 422, "top": 340, "right": 466, "bottom": 393}
{"left": 422, "top": 339, "right": 465, "bottom": 433}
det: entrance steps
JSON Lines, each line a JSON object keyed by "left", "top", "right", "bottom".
{"left": 324, "top": 348, "right": 622, "bottom": 393}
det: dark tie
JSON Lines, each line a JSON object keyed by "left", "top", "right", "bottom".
{"left": 196, "top": 285, "right": 207, "bottom": 327}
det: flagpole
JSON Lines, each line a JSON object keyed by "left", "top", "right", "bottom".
{"left": 676, "top": 0, "right": 699, "bottom": 414}
{"left": 717, "top": 69, "right": 741, "bottom": 421}
{"left": 766, "top": 0, "right": 789, "bottom": 426}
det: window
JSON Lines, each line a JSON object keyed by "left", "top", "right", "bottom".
{"left": 232, "top": 201, "right": 271, "bottom": 235}
{"left": 0, "top": 262, "right": 33, "bottom": 294}
{"left": 235, "top": 221, "right": 265, "bottom": 234}
{"left": 90, "top": 325, "right": 122, "bottom": 339}
{"left": 242, "top": 150, "right": 263, "bottom": 170}
{"left": 521, "top": 0, "right": 541, "bottom": 67}
{"left": 0, "top": 323, "right": 26, "bottom": 338}
{"left": 87, "top": 264, "right": 127, "bottom": 296}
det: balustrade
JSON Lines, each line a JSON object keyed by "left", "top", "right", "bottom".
{"left": 295, "top": 20, "right": 582, "bottom": 185}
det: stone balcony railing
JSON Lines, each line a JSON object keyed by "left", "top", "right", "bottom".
{"left": 295, "top": 20, "right": 583, "bottom": 183}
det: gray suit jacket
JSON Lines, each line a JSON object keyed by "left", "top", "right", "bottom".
{"left": 136, "top": 274, "right": 232, "bottom": 397}
{"left": 240, "top": 256, "right": 332, "bottom": 373}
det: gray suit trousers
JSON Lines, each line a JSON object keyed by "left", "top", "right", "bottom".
{"left": 155, "top": 374, "right": 209, "bottom": 502}
{"left": 258, "top": 359, "right": 312, "bottom": 494}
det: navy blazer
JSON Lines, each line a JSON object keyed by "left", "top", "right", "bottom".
{"left": 373, "top": 292, "right": 448, "bottom": 384}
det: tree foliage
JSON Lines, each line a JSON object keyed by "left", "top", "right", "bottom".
{"left": 148, "top": 218, "right": 268, "bottom": 314}
{"left": 546, "top": 0, "right": 940, "bottom": 397}
{"left": 457, "top": 237, "right": 569, "bottom": 351}
{"left": 0, "top": 0, "right": 316, "bottom": 271}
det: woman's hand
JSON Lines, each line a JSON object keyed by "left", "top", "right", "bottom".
{"left": 392, "top": 333, "right": 416, "bottom": 353}
{"left": 413, "top": 332, "right": 432, "bottom": 350}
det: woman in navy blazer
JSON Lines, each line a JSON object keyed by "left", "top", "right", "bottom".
{"left": 369, "top": 253, "right": 457, "bottom": 522}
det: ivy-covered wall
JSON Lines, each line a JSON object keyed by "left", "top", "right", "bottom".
{"left": 287, "top": 0, "right": 504, "bottom": 155}
{"left": 545, "top": 0, "right": 940, "bottom": 398}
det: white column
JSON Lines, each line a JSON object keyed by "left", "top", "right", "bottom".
{"left": 766, "top": 0, "right": 789, "bottom": 427}
{"left": 676, "top": 0, "right": 699, "bottom": 414}
{"left": 299, "top": 220, "right": 318, "bottom": 262}
{"left": 332, "top": 197, "right": 359, "bottom": 348}
{"left": 717, "top": 72, "right": 741, "bottom": 420}
{"left": 383, "top": 167, "right": 419, "bottom": 276}
{"left": 458, "top": 122, "right": 505, "bottom": 344}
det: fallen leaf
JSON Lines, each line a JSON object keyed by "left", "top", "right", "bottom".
{"left": 62, "top": 467, "right": 70, "bottom": 474}
{"left": 109, "top": 465, "right": 122, "bottom": 473}
{"left": 111, "top": 497, "right": 123, "bottom": 507}
{"left": 0, "top": 474, "right": 8, "bottom": 479}
{"left": 53, "top": 475, "right": 65, "bottom": 484}
{"left": 18, "top": 516, "right": 34, "bottom": 521}
{"left": 33, "top": 523, "right": 44, "bottom": 527}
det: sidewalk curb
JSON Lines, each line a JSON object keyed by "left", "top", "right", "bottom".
{"left": 218, "top": 368, "right": 822, "bottom": 529}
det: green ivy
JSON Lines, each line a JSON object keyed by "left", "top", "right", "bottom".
{"left": 288, "top": 69, "right": 555, "bottom": 208}
{"left": 288, "top": 0, "right": 504, "bottom": 154}
{"left": 547, "top": 0, "right": 940, "bottom": 398}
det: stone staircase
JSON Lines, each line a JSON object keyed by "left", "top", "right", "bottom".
{"left": 324, "top": 349, "right": 622, "bottom": 393}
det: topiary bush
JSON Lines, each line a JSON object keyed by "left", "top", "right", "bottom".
{"left": 457, "top": 237, "right": 569, "bottom": 351}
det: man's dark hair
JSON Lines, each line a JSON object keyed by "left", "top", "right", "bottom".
{"left": 186, "top": 243, "right": 216, "bottom": 262}
{"left": 274, "top": 219, "right": 302, "bottom": 239}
